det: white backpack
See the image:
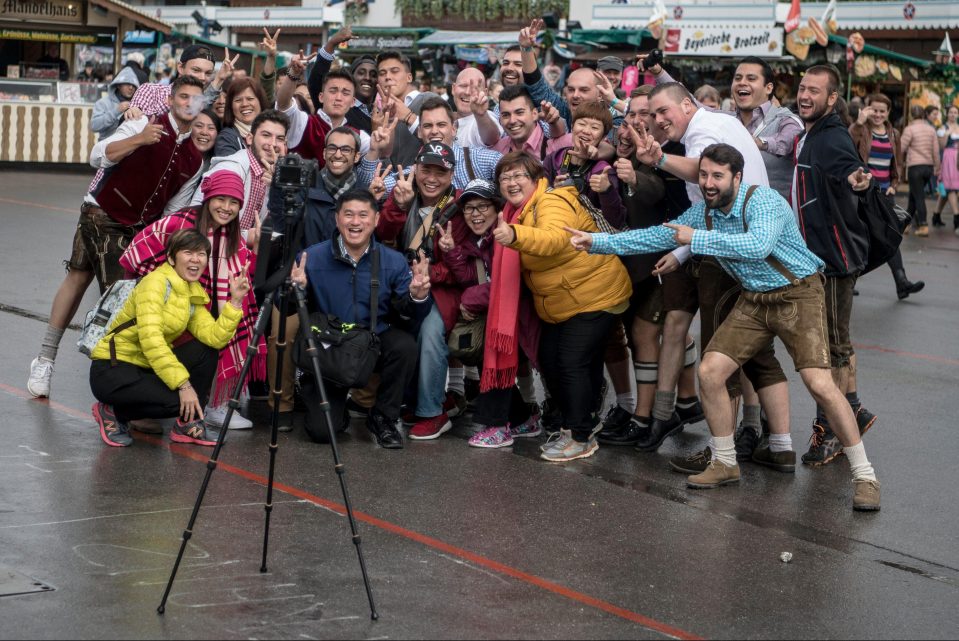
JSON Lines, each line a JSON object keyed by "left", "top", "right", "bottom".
{"left": 77, "top": 279, "right": 181, "bottom": 357}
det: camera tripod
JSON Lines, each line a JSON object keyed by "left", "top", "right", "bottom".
{"left": 156, "top": 180, "right": 378, "bottom": 620}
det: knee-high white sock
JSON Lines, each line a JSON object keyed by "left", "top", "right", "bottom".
{"left": 447, "top": 367, "right": 465, "bottom": 396}
{"left": 844, "top": 442, "right": 877, "bottom": 481}
{"left": 711, "top": 435, "right": 737, "bottom": 467}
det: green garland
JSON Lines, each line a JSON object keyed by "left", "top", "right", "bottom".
{"left": 396, "top": 0, "right": 567, "bottom": 21}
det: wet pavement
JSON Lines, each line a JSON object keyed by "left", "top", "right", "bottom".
{"left": 1, "top": 170, "right": 957, "bottom": 640}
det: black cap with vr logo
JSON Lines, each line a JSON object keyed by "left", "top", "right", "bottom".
{"left": 415, "top": 142, "right": 455, "bottom": 171}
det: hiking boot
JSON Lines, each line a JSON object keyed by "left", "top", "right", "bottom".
{"left": 541, "top": 428, "right": 572, "bottom": 453}
{"left": 598, "top": 415, "right": 649, "bottom": 446}
{"left": 856, "top": 406, "right": 877, "bottom": 436}
{"left": 170, "top": 419, "right": 219, "bottom": 446}
{"left": 367, "top": 412, "right": 403, "bottom": 449}
{"left": 634, "top": 412, "right": 682, "bottom": 452}
{"left": 541, "top": 398, "right": 563, "bottom": 434}
{"left": 129, "top": 418, "right": 163, "bottom": 434}
{"left": 597, "top": 406, "right": 632, "bottom": 439}
{"left": 687, "top": 460, "right": 740, "bottom": 489}
{"left": 915, "top": 224, "right": 929, "bottom": 237}
{"left": 669, "top": 447, "right": 711, "bottom": 474}
{"left": 734, "top": 424, "right": 762, "bottom": 462}
{"left": 443, "top": 392, "right": 468, "bottom": 419}
{"left": 801, "top": 421, "right": 843, "bottom": 466}
{"left": 469, "top": 426, "right": 514, "bottom": 449}
{"left": 751, "top": 445, "right": 796, "bottom": 473}
{"left": 28, "top": 357, "right": 54, "bottom": 398}
{"left": 852, "top": 479, "right": 881, "bottom": 511}
{"left": 510, "top": 405, "right": 542, "bottom": 438}
{"left": 92, "top": 402, "right": 133, "bottom": 447}
{"left": 409, "top": 413, "right": 452, "bottom": 440}
{"left": 540, "top": 437, "right": 598, "bottom": 463}
{"left": 676, "top": 399, "right": 705, "bottom": 426}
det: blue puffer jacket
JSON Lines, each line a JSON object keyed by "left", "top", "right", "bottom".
{"left": 302, "top": 236, "right": 432, "bottom": 334}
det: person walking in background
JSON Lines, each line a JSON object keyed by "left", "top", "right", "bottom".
{"left": 932, "top": 105, "right": 959, "bottom": 231}
{"left": 900, "top": 105, "right": 941, "bottom": 237}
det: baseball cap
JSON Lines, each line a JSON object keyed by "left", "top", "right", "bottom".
{"left": 415, "top": 142, "right": 454, "bottom": 171}
{"left": 597, "top": 56, "right": 624, "bottom": 72}
{"left": 180, "top": 44, "right": 216, "bottom": 65}
{"left": 457, "top": 179, "right": 502, "bottom": 207}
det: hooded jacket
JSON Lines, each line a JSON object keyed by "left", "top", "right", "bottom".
{"left": 90, "top": 67, "right": 141, "bottom": 140}
{"left": 794, "top": 112, "right": 869, "bottom": 276}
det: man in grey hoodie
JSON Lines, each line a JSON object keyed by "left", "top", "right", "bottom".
{"left": 90, "top": 67, "right": 141, "bottom": 141}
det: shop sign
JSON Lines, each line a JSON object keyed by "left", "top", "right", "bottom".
{"left": 1, "top": 27, "right": 95, "bottom": 43}
{"left": 663, "top": 26, "right": 783, "bottom": 57}
{"left": 0, "top": 0, "right": 83, "bottom": 25}
{"left": 347, "top": 33, "right": 418, "bottom": 53}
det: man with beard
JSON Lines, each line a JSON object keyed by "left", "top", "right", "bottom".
{"left": 307, "top": 26, "right": 376, "bottom": 133}
{"left": 791, "top": 65, "right": 880, "bottom": 466}
{"left": 567, "top": 144, "right": 882, "bottom": 512}
{"left": 27, "top": 76, "right": 206, "bottom": 399}
{"left": 492, "top": 46, "right": 553, "bottom": 141}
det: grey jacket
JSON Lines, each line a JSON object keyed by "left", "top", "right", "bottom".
{"left": 90, "top": 67, "right": 141, "bottom": 141}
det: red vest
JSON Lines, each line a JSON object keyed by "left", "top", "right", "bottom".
{"left": 291, "top": 114, "right": 330, "bottom": 167}
{"left": 93, "top": 117, "right": 203, "bottom": 226}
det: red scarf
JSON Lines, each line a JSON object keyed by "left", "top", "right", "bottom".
{"left": 480, "top": 182, "right": 544, "bottom": 392}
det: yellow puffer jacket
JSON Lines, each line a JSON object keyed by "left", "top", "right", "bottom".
{"left": 90, "top": 262, "right": 242, "bottom": 390}
{"left": 509, "top": 180, "right": 632, "bottom": 323}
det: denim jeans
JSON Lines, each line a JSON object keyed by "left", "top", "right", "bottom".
{"left": 415, "top": 305, "right": 449, "bottom": 417}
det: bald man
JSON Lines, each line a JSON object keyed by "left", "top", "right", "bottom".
{"left": 450, "top": 67, "right": 503, "bottom": 148}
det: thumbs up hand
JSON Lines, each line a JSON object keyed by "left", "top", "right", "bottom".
{"left": 492, "top": 211, "right": 516, "bottom": 246}
{"left": 589, "top": 166, "right": 613, "bottom": 194}
{"left": 138, "top": 115, "right": 164, "bottom": 146}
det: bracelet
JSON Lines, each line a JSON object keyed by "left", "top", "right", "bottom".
{"left": 656, "top": 152, "right": 667, "bottom": 169}
{"left": 179, "top": 382, "right": 193, "bottom": 391}
{"left": 521, "top": 46, "right": 534, "bottom": 52}
{"left": 286, "top": 69, "right": 302, "bottom": 81}
{"left": 405, "top": 112, "right": 415, "bottom": 126}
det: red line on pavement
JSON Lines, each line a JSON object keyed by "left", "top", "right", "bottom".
{"left": 4, "top": 382, "right": 702, "bottom": 641}
{"left": 0, "top": 197, "right": 76, "bottom": 215}
{"left": 852, "top": 342, "right": 959, "bottom": 367}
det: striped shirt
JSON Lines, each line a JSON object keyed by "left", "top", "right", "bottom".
{"left": 590, "top": 183, "right": 824, "bottom": 292}
{"left": 357, "top": 145, "right": 502, "bottom": 194}
{"left": 867, "top": 131, "right": 894, "bottom": 190}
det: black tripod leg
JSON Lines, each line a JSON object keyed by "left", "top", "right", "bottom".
{"left": 260, "top": 283, "right": 289, "bottom": 572}
{"left": 292, "top": 284, "right": 379, "bottom": 620}
{"left": 157, "top": 291, "right": 275, "bottom": 615}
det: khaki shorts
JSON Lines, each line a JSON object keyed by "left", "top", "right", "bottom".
{"left": 706, "top": 274, "right": 831, "bottom": 371}
{"left": 68, "top": 204, "right": 139, "bottom": 294}
{"left": 824, "top": 274, "right": 857, "bottom": 368}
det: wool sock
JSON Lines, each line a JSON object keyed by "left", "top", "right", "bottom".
{"left": 844, "top": 441, "right": 877, "bottom": 481}
{"left": 711, "top": 434, "right": 737, "bottom": 467}
{"left": 447, "top": 367, "right": 465, "bottom": 396}
{"left": 845, "top": 391, "right": 861, "bottom": 411}
{"left": 517, "top": 374, "right": 536, "bottom": 404}
{"left": 616, "top": 391, "right": 637, "bottom": 412}
{"left": 768, "top": 433, "right": 793, "bottom": 452}
{"left": 652, "top": 390, "right": 676, "bottom": 422}
{"left": 39, "top": 324, "right": 65, "bottom": 363}
{"left": 464, "top": 366, "right": 480, "bottom": 381}
{"left": 741, "top": 404, "right": 762, "bottom": 434}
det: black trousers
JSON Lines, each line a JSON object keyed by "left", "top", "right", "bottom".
{"left": 89, "top": 340, "right": 218, "bottom": 423}
{"left": 906, "top": 165, "right": 933, "bottom": 225}
{"left": 538, "top": 310, "right": 617, "bottom": 442}
{"left": 473, "top": 386, "right": 532, "bottom": 428}
{"left": 301, "top": 327, "right": 418, "bottom": 444}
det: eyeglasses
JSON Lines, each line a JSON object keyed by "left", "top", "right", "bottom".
{"left": 498, "top": 172, "right": 530, "bottom": 185}
{"left": 462, "top": 202, "right": 493, "bottom": 215}
{"left": 324, "top": 144, "right": 356, "bottom": 156}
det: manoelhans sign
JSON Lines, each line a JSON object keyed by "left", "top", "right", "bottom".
{"left": 663, "top": 26, "right": 784, "bottom": 58}
{"left": 0, "top": 0, "right": 83, "bottom": 24}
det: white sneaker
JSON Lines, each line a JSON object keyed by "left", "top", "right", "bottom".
{"left": 27, "top": 357, "right": 54, "bottom": 398}
{"left": 204, "top": 405, "right": 254, "bottom": 430}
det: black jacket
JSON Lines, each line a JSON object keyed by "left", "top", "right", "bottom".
{"left": 618, "top": 157, "right": 669, "bottom": 283}
{"left": 268, "top": 173, "right": 342, "bottom": 251}
{"left": 795, "top": 112, "right": 870, "bottom": 276}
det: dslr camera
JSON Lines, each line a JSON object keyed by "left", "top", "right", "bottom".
{"left": 274, "top": 153, "right": 318, "bottom": 191}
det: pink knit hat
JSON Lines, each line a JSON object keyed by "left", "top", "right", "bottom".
{"left": 201, "top": 170, "right": 245, "bottom": 207}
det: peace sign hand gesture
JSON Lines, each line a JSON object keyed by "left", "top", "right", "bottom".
{"left": 369, "top": 161, "right": 393, "bottom": 201}
{"left": 260, "top": 28, "right": 281, "bottom": 58}
{"left": 247, "top": 213, "right": 263, "bottom": 252}
{"left": 290, "top": 252, "right": 308, "bottom": 289}
{"left": 325, "top": 25, "right": 356, "bottom": 53}
{"left": 519, "top": 18, "right": 544, "bottom": 49}
{"left": 409, "top": 250, "right": 432, "bottom": 300}
{"left": 627, "top": 122, "right": 663, "bottom": 167}
{"left": 215, "top": 47, "right": 242, "bottom": 85}
{"left": 393, "top": 165, "right": 416, "bottom": 209}
{"left": 469, "top": 79, "right": 489, "bottom": 117}
{"left": 435, "top": 221, "right": 454, "bottom": 252}
{"left": 228, "top": 261, "right": 251, "bottom": 305}
{"left": 568, "top": 136, "right": 599, "bottom": 162}
{"left": 593, "top": 70, "right": 617, "bottom": 104}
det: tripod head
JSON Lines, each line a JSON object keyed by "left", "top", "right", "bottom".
{"left": 254, "top": 153, "right": 318, "bottom": 296}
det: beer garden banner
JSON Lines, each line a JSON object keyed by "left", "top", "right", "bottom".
{"left": 663, "top": 26, "right": 784, "bottom": 57}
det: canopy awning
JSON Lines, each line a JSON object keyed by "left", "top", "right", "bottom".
{"left": 170, "top": 30, "right": 267, "bottom": 59}
{"left": 569, "top": 29, "right": 653, "bottom": 48}
{"left": 418, "top": 30, "right": 518, "bottom": 46}
{"left": 89, "top": 0, "right": 173, "bottom": 35}
{"left": 828, "top": 34, "right": 932, "bottom": 69}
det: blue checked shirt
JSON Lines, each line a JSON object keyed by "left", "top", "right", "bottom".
{"left": 590, "top": 183, "right": 825, "bottom": 292}
{"left": 357, "top": 145, "right": 503, "bottom": 194}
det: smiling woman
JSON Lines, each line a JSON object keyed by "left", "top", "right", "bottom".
{"left": 215, "top": 78, "right": 269, "bottom": 157}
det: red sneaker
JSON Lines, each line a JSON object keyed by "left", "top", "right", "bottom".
{"left": 409, "top": 413, "right": 452, "bottom": 440}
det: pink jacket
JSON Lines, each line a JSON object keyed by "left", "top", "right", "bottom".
{"left": 900, "top": 121, "right": 941, "bottom": 171}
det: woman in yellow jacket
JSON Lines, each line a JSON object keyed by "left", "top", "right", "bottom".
{"left": 492, "top": 150, "right": 632, "bottom": 463}
{"left": 89, "top": 229, "right": 250, "bottom": 448}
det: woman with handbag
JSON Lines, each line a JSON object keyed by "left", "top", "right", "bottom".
{"left": 436, "top": 179, "right": 542, "bottom": 449}
{"left": 492, "top": 151, "right": 632, "bottom": 462}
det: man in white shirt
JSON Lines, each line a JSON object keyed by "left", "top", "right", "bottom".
{"left": 450, "top": 67, "right": 503, "bottom": 148}
{"left": 375, "top": 50, "right": 440, "bottom": 167}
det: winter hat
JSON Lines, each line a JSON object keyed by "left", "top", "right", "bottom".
{"left": 201, "top": 170, "right": 245, "bottom": 207}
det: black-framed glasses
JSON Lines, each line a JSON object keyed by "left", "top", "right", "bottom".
{"left": 324, "top": 144, "right": 356, "bottom": 156}
{"left": 462, "top": 202, "right": 493, "bottom": 215}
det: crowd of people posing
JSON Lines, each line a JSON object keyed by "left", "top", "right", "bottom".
{"left": 29, "top": 19, "right": 924, "bottom": 512}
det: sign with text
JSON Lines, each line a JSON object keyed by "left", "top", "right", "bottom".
{"left": 663, "top": 26, "right": 783, "bottom": 57}
{"left": 1, "top": 27, "right": 95, "bottom": 43}
{"left": 0, "top": 0, "right": 83, "bottom": 24}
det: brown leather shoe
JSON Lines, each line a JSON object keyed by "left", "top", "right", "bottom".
{"left": 687, "top": 460, "right": 740, "bottom": 489}
{"left": 915, "top": 225, "right": 929, "bottom": 237}
{"left": 752, "top": 445, "right": 796, "bottom": 473}
{"left": 853, "top": 479, "right": 881, "bottom": 511}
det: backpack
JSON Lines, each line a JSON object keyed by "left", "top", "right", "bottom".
{"left": 78, "top": 279, "right": 179, "bottom": 357}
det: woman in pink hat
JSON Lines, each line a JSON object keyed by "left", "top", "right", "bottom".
{"left": 119, "top": 170, "right": 266, "bottom": 430}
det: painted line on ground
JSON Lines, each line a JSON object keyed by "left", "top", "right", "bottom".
{"left": 852, "top": 342, "right": 959, "bottom": 367}
{"left": 3, "top": 383, "right": 702, "bottom": 641}
{"left": 0, "top": 197, "right": 76, "bottom": 215}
